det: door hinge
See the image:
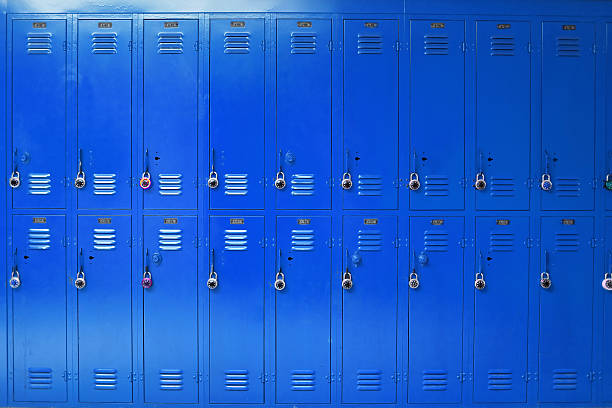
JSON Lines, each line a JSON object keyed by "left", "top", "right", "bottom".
{"left": 458, "top": 372, "right": 472, "bottom": 382}
{"left": 459, "top": 237, "right": 470, "bottom": 248}
{"left": 391, "top": 372, "right": 401, "bottom": 383}
{"left": 461, "top": 42, "right": 467, "bottom": 53}
{"left": 62, "top": 371, "right": 71, "bottom": 382}
{"left": 527, "top": 177, "right": 534, "bottom": 189}
{"left": 130, "top": 371, "right": 138, "bottom": 382}
{"left": 460, "top": 177, "right": 467, "bottom": 189}
{"left": 194, "top": 41, "right": 200, "bottom": 52}
{"left": 592, "top": 43, "right": 597, "bottom": 55}
{"left": 328, "top": 40, "right": 333, "bottom": 52}
{"left": 587, "top": 371, "right": 597, "bottom": 382}
{"left": 590, "top": 237, "right": 600, "bottom": 248}
{"left": 325, "top": 373, "right": 335, "bottom": 383}
{"left": 394, "top": 40, "right": 400, "bottom": 52}
{"left": 63, "top": 41, "right": 67, "bottom": 52}
{"left": 528, "top": 42, "right": 533, "bottom": 54}
{"left": 526, "top": 237, "right": 539, "bottom": 248}
{"left": 393, "top": 237, "right": 400, "bottom": 248}
{"left": 526, "top": 372, "right": 538, "bottom": 382}
{"left": 193, "top": 372, "right": 203, "bottom": 383}
{"left": 260, "top": 40, "right": 266, "bottom": 52}
{"left": 128, "top": 40, "right": 133, "bottom": 52}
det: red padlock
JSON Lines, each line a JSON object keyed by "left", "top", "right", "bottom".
{"left": 140, "top": 171, "right": 152, "bottom": 190}
{"left": 142, "top": 270, "right": 153, "bottom": 289}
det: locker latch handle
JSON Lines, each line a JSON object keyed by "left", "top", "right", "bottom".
{"left": 603, "top": 252, "right": 612, "bottom": 291}
{"left": 208, "top": 148, "right": 219, "bottom": 189}
{"left": 541, "top": 151, "right": 553, "bottom": 191}
{"left": 207, "top": 249, "right": 218, "bottom": 289}
{"left": 275, "top": 150, "right": 287, "bottom": 190}
{"left": 342, "top": 249, "right": 353, "bottom": 290}
{"left": 409, "top": 152, "right": 420, "bottom": 191}
{"left": 475, "top": 251, "right": 486, "bottom": 290}
{"left": 142, "top": 249, "right": 153, "bottom": 288}
{"left": 140, "top": 150, "right": 152, "bottom": 190}
{"left": 9, "top": 248, "right": 21, "bottom": 289}
{"left": 275, "top": 249, "right": 286, "bottom": 291}
{"left": 74, "top": 149, "right": 86, "bottom": 189}
{"left": 9, "top": 149, "right": 20, "bottom": 188}
{"left": 474, "top": 152, "right": 486, "bottom": 191}
{"left": 409, "top": 251, "right": 420, "bottom": 289}
{"left": 342, "top": 150, "right": 353, "bottom": 190}
{"left": 74, "top": 248, "right": 87, "bottom": 289}
{"left": 540, "top": 250, "right": 552, "bottom": 289}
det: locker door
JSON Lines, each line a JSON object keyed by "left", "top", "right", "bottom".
{"left": 474, "top": 217, "right": 529, "bottom": 403}
{"left": 539, "top": 217, "right": 593, "bottom": 402}
{"left": 343, "top": 20, "right": 398, "bottom": 210}
{"left": 604, "top": 217, "right": 612, "bottom": 403}
{"left": 342, "top": 215, "right": 397, "bottom": 403}
{"left": 275, "top": 216, "right": 331, "bottom": 403}
{"left": 77, "top": 215, "right": 132, "bottom": 402}
{"left": 77, "top": 19, "right": 132, "bottom": 209}
{"left": 276, "top": 19, "right": 332, "bottom": 209}
{"left": 11, "top": 19, "right": 66, "bottom": 209}
{"left": 541, "top": 22, "right": 595, "bottom": 210}
{"left": 475, "top": 21, "right": 531, "bottom": 210}
{"left": 210, "top": 18, "right": 265, "bottom": 209}
{"left": 143, "top": 19, "right": 198, "bottom": 210}
{"left": 209, "top": 216, "right": 264, "bottom": 403}
{"left": 408, "top": 217, "right": 463, "bottom": 403}
{"left": 607, "top": 24, "right": 612, "bottom": 210}
{"left": 409, "top": 20, "right": 465, "bottom": 210}
{"left": 143, "top": 215, "right": 198, "bottom": 403}
{"left": 11, "top": 215, "right": 66, "bottom": 402}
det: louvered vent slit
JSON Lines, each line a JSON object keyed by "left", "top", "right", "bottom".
{"left": 158, "top": 174, "right": 182, "bottom": 196}
{"left": 291, "top": 370, "right": 315, "bottom": 391}
{"left": 357, "top": 174, "right": 382, "bottom": 196}
{"left": 157, "top": 32, "right": 183, "bottom": 54}
{"left": 553, "top": 369, "right": 577, "bottom": 390}
{"left": 291, "top": 230, "right": 315, "bottom": 251}
{"left": 490, "top": 177, "right": 516, "bottom": 197}
{"left": 488, "top": 370, "right": 512, "bottom": 390}
{"left": 422, "top": 370, "right": 448, "bottom": 391}
{"left": 358, "top": 230, "right": 382, "bottom": 251}
{"left": 28, "top": 228, "right": 51, "bottom": 250}
{"left": 225, "top": 230, "right": 248, "bottom": 251}
{"left": 490, "top": 36, "right": 515, "bottom": 56}
{"left": 225, "top": 370, "right": 249, "bottom": 391}
{"left": 93, "top": 173, "right": 117, "bottom": 195}
{"left": 424, "top": 175, "right": 449, "bottom": 197}
{"left": 158, "top": 229, "right": 182, "bottom": 251}
{"left": 28, "top": 173, "right": 51, "bottom": 195}
{"left": 489, "top": 233, "right": 514, "bottom": 252}
{"left": 27, "top": 32, "right": 52, "bottom": 54}
{"left": 160, "top": 369, "right": 183, "bottom": 391}
{"left": 224, "top": 32, "right": 250, "bottom": 54}
{"left": 424, "top": 35, "right": 449, "bottom": 55}
{"left": 554, "top": 233, "right": 579, "bottom": 252}
{"left": 555, "top": 178, "right": 580, "bottom": 197}
{"left": 291, "top": 32, "right": 317, "bottom": 54}
{"left": 224, "top": 174, "right": 248, "bottom": 196}
{"left": 28, "top": 368, "right": 52, "bottom": 389}
{"left": 93, "top": 228, "right": 116, "bottom": 250}
{"left": 424, "top": 230, "right": 449, "bottom": 252}
{"left": 556, "top": 37, "right": 580, "bottom": 57}
{"left": 357, "top": 34, "right": 382, "bottom": 54}
{"left": 91, "top": 32, "right": 117, "bottom": 54}
{"left": 94, "top": 369, "right": 118, "bottom": 390}
{"left": 357, "top": 370, "right": 382, "bottom": 391}
{"left": 291, "top": 174, "right": 314, "bottom": 196}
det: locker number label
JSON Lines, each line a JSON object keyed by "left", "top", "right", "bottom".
{"left": 497, "top": 24, "right": 511, "bottom": 29}
{"left": 297, "top": 219, "right": 311, "bottom": 225}
{"left": 431, "top": 219, "right": 444, "bottom": 226}
{"left": 297, "top": 21, "right": 312, "bottom": 28}
{"left": 231, "top": 21, "right": 246, "bottom": 28}
{"left": 98, "top": 218, "right": 112, "bottom": 224}
{"left": 364, "top": 218, "right": 378, "bottom": 225}
{"left": 430, "top": 23, "right": 445, "bottom": 28}
{"left": 98, "top": 22, "right": 112, "bottom": 28}
{"left": 32, "top": 22, "right": 47, "bottom": 28}
{"left": 164, "top": 218, "right": 178, "bottom": 224}
{"left": 164, "top": 22, "right": 179, "bottom": 28}
{"left": 561, "top": 219, "right": 575, "bottom": 225}
{"left": 364, "top": 22, "right": 379, "bottom": 28}
{"left": 230, "top": 218, "right": 244, "bottom": 225}
{"left": 32, "top": 217, "right": 46, "bottom": 224}
{"left": 562, "top": 24, "right": 576, "bottom": 30}
{"left": 496, "top": 219, "right": 510, "bottom": 226}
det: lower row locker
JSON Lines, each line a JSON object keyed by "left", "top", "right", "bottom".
{"left": 209, "top": 216, "right": 264, "bottom": 403}
{"left": 605, "top": 218, "right": 612, "bottom": 403}
{"left": 539, "top": 216, "right": 593, "bottom": 403}
{"left": 77, "top": 215, "right": 132, "bottom": 402}
{"left": 474, "top": 217, "right": 529, "bottom": 403}
{"left": 11, "top": 215, "right": 67, "bottom": 402}
{"left": 143, "top": 215, "right": 198, "bottom": 403}
{"left": 342, "top": 215, "right": 397, "bottom": 403}
{"left": 275, "top": 216, "right": 331, "bottom": 403}
{"left": 408, "top": 217, "right": 463, "bottom": 404}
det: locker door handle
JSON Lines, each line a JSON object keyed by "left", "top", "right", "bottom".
{"left": 409, "top": 251, "right": 420, "bottom": 289}
{"left": 9, "top": 248, "right": 21, "bottom": 289}
{"left": 540, "top": 151, "right": 553, "bottom": 191}
{"left": 342, "top": 249, "right": 353, "bottom": 290}
{"left": 207, "top": 249, "right": 218, "bottom": 289}
{"left": 540, "top": 250, "right": 551, "bottom": 289}
{"left": 208, "top": 148, "right": 219, "bottom": 189}
{"left": 475, "top": 251, "right": 486, "bottom": 290}
{"left": 9, "top": 149, "right": 20, "bottom": 188}
{"left": 142, "top": 249, "right": 153, "bottom": 288}
{"left": 74, "top": 248, "right": 86, "bottom": 289}
{"left": 140, "top": 149, "right": 152, "bottom": 190}
{"left": 474, "top": 152, "right": 486, "bottom": 191}
{"left": 603, "top": 252, "right": 612, "bottom": 291}
{"left": 74, "top": 149, "right": 86, "bottom": 189}
{"left": 274, "top": 249, "right": 285, "bottom": 290}
{"left": 409, "top": 152, "right": 420, "bottom": 191}
{"left": 275, "top": 150, "right": 286, "bottom": 190}
{"left": 341, "top": 150, "right": 352, "bottom": 190}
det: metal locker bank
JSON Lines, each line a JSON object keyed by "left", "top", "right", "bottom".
{"left": 1, "top": 0, "right": 611, "bottom": 407}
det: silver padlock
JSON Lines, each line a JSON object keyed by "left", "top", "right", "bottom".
{"left": 341, "top": 172, "right": 353, "bottom": 190}
{"left": 275, "top": 171, "right": 286, "bottom": 190}
{"left": 342, "top": 271, "right": 353, "bottom": 290}
{"left": 274, "top": 271, "right": 286, "bottom": 291}
{"left": 207, "top": 264, "right": 218, "bottom": 290}
{"left": 540, "top": 173, "right": 553, "bottom": 191}
{"left": 207, "top": 171, "right": 219, "bottom": 189}
{"left": 409, "top": 271, "right": 419, "bottom": 289}
{"left": 74, "top": 171, "right": 86, "bottom": 189}
{"left": 75, "top": 270, "right": 86, "bottom": 290}
{"left": 475, "top": 272, "right": 486, "bottom": 290}
{"left": 540, "top": 272, "right": 552, "bottom": 289}
{"left": 602, "top": 273, "right": 612, "bottom": 291}
{"left": 409, "top": 173, "right": 420, "bottom": 191}
{"left": 474, "top": 172, "right": 486, "bottom": 191}
{"left": 9, "top": 267, "right": 21, "bottom": 289}
{"left": 9, "top": 170, "right": 20, "bottom": 188}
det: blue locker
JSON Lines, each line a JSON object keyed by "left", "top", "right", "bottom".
{"left": 475, "top": 21, "right": 531, "bottom": 210}
{"left": 11, "top": 215, "right": 66, "bottom": 402}
{"left": 11, "top": 19, "right": 66, "bottom": 209}
{"left": 275, "top": 216, "right": 331, "bottom": 404}
{"left": 209, "top": 18, "right": 265, "bottom": 209}
{"left": 143, "top": 19, "right": 198, "bottom": 210}
{"left": 607, "top": 23, "right": 612, "bottom": 210}
{"left": 77, "top": 19, "right": 132, "bottom": 209}
{"left": 275, "top": 19, "right": 332, "bottom": 210}
{"left": 539, "top": 217, "right": 593, "bottom": 403}
{"left": 474, "top": 217, "right": 529, "bottom": 403}
{"left": 342, "top": 215, "right": 397, "bottom": 403}
{"left": 342, "top": 20, "right": 398, "bottom": 210}
{"left": 605, "top": 218, "right": 612, "bottom": 403}
{"left": 541, "top": 22, "right": 595, "bottom": 210}
{"left": 77, "top": 215, "right": 132, "bottom": 402}
{"left": 209, "top": 216, "right": 264, "bottom": 403}
{"left": 143, "top": 215, "right": 198, "bottom": 403}
{"left": 409, "top": 20, "right": 465, "bottom": 210}
{"left": 408, "top": 217, "right": 463, "bottom": 403}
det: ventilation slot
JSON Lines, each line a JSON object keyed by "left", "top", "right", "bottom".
{"left": 357, "top": 174, "right": 382, "bottom": 196}
{"left": 225, "top": 370, "right": 249, "bottom": 391}
{"left": 357, "top": 370, "right": 382, "bottom": 391}
{"left": 424, "top": 175, "right": 449, "bottom": 197}
{"left": 225, "top": 230, "right": 248, "bottom": 251}
{"left": 28, "top": 228, "right": 51, "bottom": 250}
{"left": 94, "top": 369, "right": 118, "bottom": 390}
{"left": 555, "top": 178, "right": 581, "bottom": 198}
{"left": 93, "top": 228, "right": 116, "bottom": 250}
{"left": 224, "top": 32, "right": 250, "bottom": 54}
{"left": 556, "top": 37, "right": 580, "bottom": 57}
{"left": 93, "top": 173, "right": 117, "bottom": 195}
{"left": 358, "top": 230, "right": 382, "bottom": 251}
{"left": 28, "top": 368, "right": 52, "bottom": 389}
{"left": 554, "top": 233, "right": 580, "bottom": 252}
{"left": 160, "top": 369, "right": 183, "bottom": 391}
{"left": 490, "top": 36, "right": 515, "bottom": 56}
{"left": 291, "top": 230, "right": 315, "bottom": 251}
{"left": 158, "top": 229, "right": 182, "bottom": 251}
{"left": 158, "top": 174, "right": 182, "bottom": 196}
{"left": 488, "top": 370, "right": 512, "bottom": 391}
{"left": 424, "top": 35, "right": 449, "bottom": 55}
{"left": 357, "top": 34, "right": 382, "bottom": 54}
{"left": 424, "top": 231, "right": 449, "bottom": 252}
{"left": 291, "top": 174, "right": 315, "bottom": 196}
{"left": 422, "top": 370, "right": 448, "bottom": 391}
{"left": 489, "top": 233, "right": 514, "bottom": 252}
{"left": 91, "top": 32, "right": 117, "bottom": 54}
{"left": 28, "top": 173, "right": 51, "bottom": 195}
{"left": 291, "top": 370, "right": 315, "bottom": 391}
{"left": 490, "top": 178, "right": 516, "bottom": 197}
{"left": 224, "top": 174, "right": 248, "bottom": 196}
{"left": 27, "top": 32, "right": 52, "bottom": 54}
{"left": 552, "top": 369, "right": 578, "bottom": 390}
{"left": 157, "top": 32, "right": 183, "bottom": 54}
{"left": 291, "top": 32, "right": 317, "bottom": 54}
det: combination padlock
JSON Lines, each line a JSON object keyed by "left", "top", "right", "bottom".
{"left": 74, "top": 270, "right": 86, "bottom": 289}
{"left": 142, "top": 271, "right": 153, "bottom": 289}
{"left": 9, "top": 268, "right": 21, "bottom": 289}
{"left": 341, "top": 172, "right": 353, "bottom": 190}
{"left": 540, "top": 272, "right": 552, "bottom": 289}
{"left": 409, "top": 271, "right": 419, "bottom": 289}
{"left": 602, "top": 273, "right": 612, "bottom": 291}
{"left": 474, "top": 272, "right": 486, "bottom": 290}
{"left": 409, "top": 173, "right": 420, "bottom": 191}
{"left": 9, "top": 171, "right": 20, "bottom": 188}
{"left": 74, "top": 171, "right": 86, "bottom": 189}
{"left": 540, "top": 174, "right": 553, "bottom": 191}
{"left": 140, "top": 171, "right": 152, "bottom": 190}
{"left": 342, "top": 271, "right": 353, "bottom": 290}
{"left": 207, "top": 171, "right": 219, "bottom": 189}
{"left": 605, "top": 174, "right": 612, "bottom": 191}
{"left": 275, "top": 171, "right": 286, "bottom": 190}
{"left": 274, "top": 271, "right": 286, "bottom": 291}
{"left": 474, "top": 172, "right": 486, "bottom": 191}
{"left": 207, "top": 265, "right": 218, "bottom": 290}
